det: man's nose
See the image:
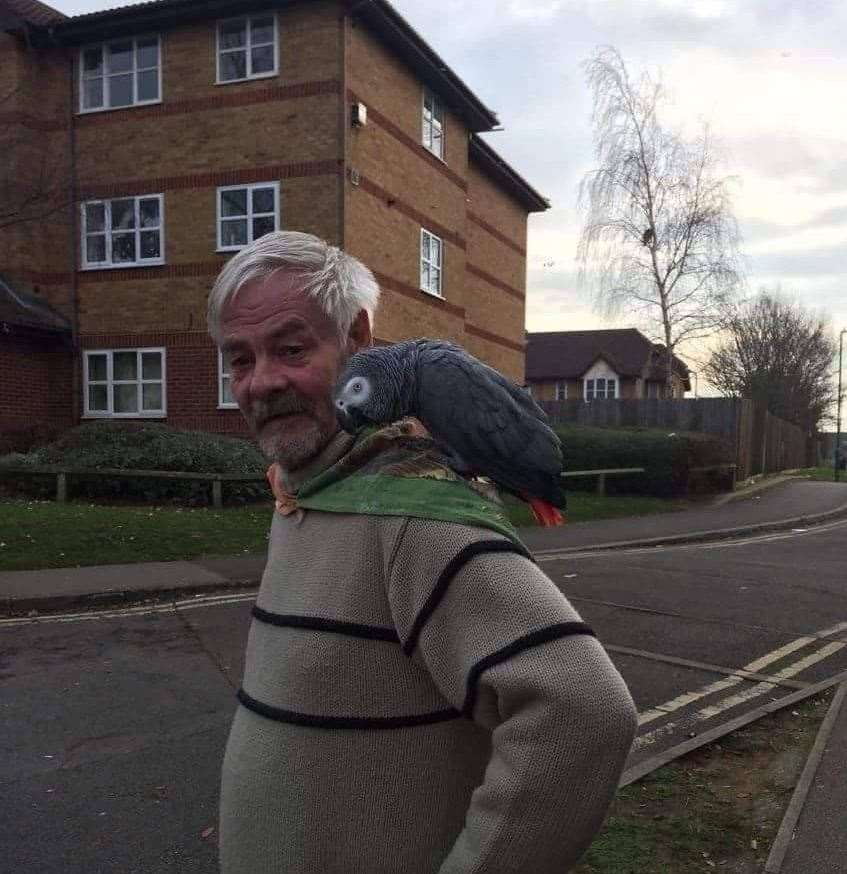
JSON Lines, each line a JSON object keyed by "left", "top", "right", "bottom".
{"left": 248, "top": 355, "right": 290, "bottom": 399}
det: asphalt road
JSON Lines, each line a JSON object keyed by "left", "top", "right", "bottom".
{"left": 2, "top": 518, "right": 846, "bottom": 873}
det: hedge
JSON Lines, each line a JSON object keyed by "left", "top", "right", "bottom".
{"left": 556, "top": 425, "right": 733, "bottom": 497}
{"left": 0, "top": 421, "right": 268, "bottom": 505}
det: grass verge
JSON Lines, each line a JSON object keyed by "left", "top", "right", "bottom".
{"left": 574, "top": 690, "right": 832, "bottom": 873}
{"left": 0, "top": 491, "right": 685, "bottom": 571}
{"left": 795, "top": 466, "right": 847, "bottom": 483}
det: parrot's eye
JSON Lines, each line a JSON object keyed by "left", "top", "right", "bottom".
{"left": 352, "top": 382, "right": 363, "bottom": 394}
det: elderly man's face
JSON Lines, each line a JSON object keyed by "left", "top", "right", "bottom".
{"left": 220, "top": 271, "right": 365, "bottom": 469}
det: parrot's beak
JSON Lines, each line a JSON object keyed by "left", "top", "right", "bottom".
{"left": 335, "top": 400, "right": 367, "bottom": 433}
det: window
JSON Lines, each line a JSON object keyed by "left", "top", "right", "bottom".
{"left": 217, "top": 183, "right": 279, "bottom": 250}
{"left": 422, "top": 89, "right": 444, "bottom": 159}
{"left": 217, "top": 15, "right": 278, "bottom": 83}
{"left": 218, "top": 348, "right": 237, "bottom": 408}
{"left": 84, "top": 349, "right": 166, "bottom": 417}
{"left": 585, "top": 378, "right": 618, "bottom": 401}
{"left": 80, "top": 36, "right": 160, "bottom": 112}
{"left": 420, "top": 229, "right": 443, "bottom": 297}
{"left": 81, "top": 195, "right": 164, "bottom": 269}
{"left": 647, "top": 381, "right": 661, "bottom": 399}
{"left": 555, "top": 381, "right": 568, "bottom": 400}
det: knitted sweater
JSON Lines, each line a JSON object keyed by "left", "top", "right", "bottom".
{"left": 219, "top": 434, "right": 637, "bottom": 873}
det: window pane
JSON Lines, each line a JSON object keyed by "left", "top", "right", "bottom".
{"left": 142, "top": 383, "right": 162, "bottom": 411}
{"left": 221, "top": 219, "right": 247, "bottom": 247}
{"left": 107, "top": 41, "right": 133, "bottom": 73}
{"left": 251, "top": 17, "right": 274, "bottom": 44}
{"left": 111, "top": 199, "right": 135, "bottom": 230}
{"left": 88, "top": 384, "right": 108, "bottom": 411}
{"left": 251, "top": 187, "right": 275, "bottom": 214}
{"left": 430, "top": 266, "right": 441, "bottom": 295}
{"left": 112, "top": 233, "right": 136, "bottom": 263}
{"left": 222, "top": 376, "right": 234, "bottom": 405}
{"left": 139, "top": 198, "right": 160, "bottom": 228}
{"left": 136, "top": 69, "right": 158, "bottom": 101}
{"left": 85, "top": 203, "right": 105, "bottom": 232}
{"left": 422, "top": 117, "right": 432, "bottom": 147}
{"left": 252, "top": 216, "right": 275, "bottom": 240}
{"left": 432, "top": 127, "right": 443, "bottom": 158}
{"left": 136, "top": 39, "right": 158, "bottom": 69}
{"left": 219, "top": 50, "right": 247, "bottom": 81}
{"left": 221, "top": 189, "right": 247, "bottom": 217}
{"left": 251, "top": 44, "right": 274, "bottom": 74}
{"left": 82, "top": 79, "right": 104, "bottom": 109}
{"left": 108, "top": 73, "right": 133, "bottom": 107}
{"left": 421, "top": 232, "right": 430, "bottom": 261}
{"left": 220, "top": 21, "right": 246, "bottom": 49}
{"left": 113, "top": 383, "right": 138, "bottom": 414}
{"left": 421, "top": 262, "right": 430, "bottom": 291}
{"left": 431, "top": 237, "right": 441, "bottom": 266}
{"left": 113, "top": 351, "right": 137, "bottom": 380}
{"left": 86, "top": 235, "right": 106, "bottom": 263}
{"left": 141, "top": 352, "right": 162, "bottom": 380}
{"left": 82, "top": 46, "right": 103, "bottom": 75}
{"left": 88, "top": 354, "right": 107, "bottom": 381}
{"left": 140, "top": 230, "right": 160, "bottom": 259}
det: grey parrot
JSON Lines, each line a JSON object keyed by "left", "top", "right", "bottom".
{"left": 333, "top": 338, "right": 566, "bottom": 525}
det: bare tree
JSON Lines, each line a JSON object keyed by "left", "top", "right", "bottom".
{"left": 577, "top": 46, "right": 742, "bottom": 393}
{"left": 704, "top": 291, "right": 837, "bottom": 434}
{"left": 0, "top": 85, "right": 69, "bottom": 232}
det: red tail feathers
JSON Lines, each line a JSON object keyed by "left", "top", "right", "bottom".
{"left": 525, "top": 496, "right": 566, "bottom": 527}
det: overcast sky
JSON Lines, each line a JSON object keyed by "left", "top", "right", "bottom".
{"left": 54, "top": 0, "right": 847, "bottom": 380}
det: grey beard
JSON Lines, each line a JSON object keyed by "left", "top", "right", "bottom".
{"left": 250, "top": 391, "right": 334, "bottom": 470}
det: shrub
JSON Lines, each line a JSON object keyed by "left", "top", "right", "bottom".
{"left": 556, "top": 425, "right": 733, "bottom": 497}
{"left": 1, "top": 421, "right": 269, "bottom": 505}
{"left": 0, "top": 423, "right": 64, "bottom": 455}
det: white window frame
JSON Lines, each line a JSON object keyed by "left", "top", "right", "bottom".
{"left": 81, "top": 194, "right": 165, "bottom": 270}
{"left": 422, "top": 88, "right": 445, "bottom": 160}
{"left": 584, "top": 378, "right": 618, "bottom": 401}
{"left": 216, "top": 182, "right": 280, "bottom": 252}
{"left": 218, "top": 347, "right": 238, "bottom": 409}
{"left": 555, "top": 381, "right": 568, "bottom": 400}
{"left": 83, "top": 348, "right": 167, "bottom": 418}
{"left": 78, "top": 35, "right": 162, "bottom": 114}
{"left": 216, "top": 13, "right": 279, "bottom": 84}
{"left": 420, "top": 228, "right": 443, "bottom": 298}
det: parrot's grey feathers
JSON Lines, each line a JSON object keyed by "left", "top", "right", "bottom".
{"left": 333, "top": 338, "right": 566, "bottom": 508}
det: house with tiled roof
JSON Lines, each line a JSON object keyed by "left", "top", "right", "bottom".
{"left": 0, "top": 0, "right": 547, "bottom": 441}
{"left": 525, "top": 328, "right": 691, "bottom": 401}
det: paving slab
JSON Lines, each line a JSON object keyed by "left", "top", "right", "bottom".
{"left": 775, "top": 684, "right": 847, "bottom": 873}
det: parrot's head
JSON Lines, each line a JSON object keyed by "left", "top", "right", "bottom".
{"left": 333, "top": 348, "right": 405, "bottom": 433}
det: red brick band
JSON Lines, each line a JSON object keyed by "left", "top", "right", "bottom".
{"left": 79, "top": 159, "right": 343, "bottom": 200}
{"left": 0, "top": 111, "right": 67, "bottom": 133}
{"left": 16, "top": 269, "right": 73, "bottom": 285}
{"left": 81, "top": 330, "right": 217, "bottom": 348}
{"left": 467, "top": 212, "right": 526, "bottom": 257}
{"left": 466, "top": 262, "right": 525, "bottom": 301}
{"left": 465, "top": 323, "right": 525, "bottom": 353}
{"left": 77, "top": 261, "right": 224, "bottom": 283}
{"left": 76, "top": 79, "right": 341, "bottom": 127}
{"left": 347, "top": 90, "right": 468, "bottom": 192}
{"left": 357, "top": 175, "right": 466, "bottom": 251}
{"left": 372, "top": 271, "right": 466, "bottom": 319}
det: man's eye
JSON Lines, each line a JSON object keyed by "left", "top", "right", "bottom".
{"left": 279, "top": 346, "right": 304, "bottom": 358}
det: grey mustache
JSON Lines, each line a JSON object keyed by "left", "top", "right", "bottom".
{"left": 252, "top": 393, "right": 312, "bottom": 426}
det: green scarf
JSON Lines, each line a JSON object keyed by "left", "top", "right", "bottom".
{"left": 293, "top": 421, "right": 526, "bottom": 549}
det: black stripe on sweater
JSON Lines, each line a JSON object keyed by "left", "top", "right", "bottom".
{"left": 402, "top": 540, "right": 534, "bottom": 657}
{"left": 252, "top": 606, "right": 401, "bottom": 643}
{"left": 237, "top": 688, "right": 460, "bottom": 730}
{"left": 461, "top": 622, "right": 596, "bottom": 718}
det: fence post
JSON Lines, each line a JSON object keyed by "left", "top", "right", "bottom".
{"left": 596, "top": 473, "right": 606, "bottom": 496}
{"left": 56, "top": 472, "right": 67, "bottom": 503}
{"left": 212, "top": 479, "right": 223, "bottom": 509}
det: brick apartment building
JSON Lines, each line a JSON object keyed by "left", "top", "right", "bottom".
{"left": 0, "top": 0, "right": 547, "bottom": 441}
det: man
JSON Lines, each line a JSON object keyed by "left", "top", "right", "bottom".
{"left": 208, "top": 231, "right": 636, "bottom": 874}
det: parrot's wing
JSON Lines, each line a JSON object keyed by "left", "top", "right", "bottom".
{"left": 416, "top": 346, "right": 563, "bottom": 501}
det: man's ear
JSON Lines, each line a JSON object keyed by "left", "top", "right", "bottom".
{"left": 347, "top": 309, "right": 373, "bottom": 353}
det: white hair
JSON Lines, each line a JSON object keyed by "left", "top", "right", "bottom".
{"left": 207, "top": 231, "right": 380, "bottom": 343}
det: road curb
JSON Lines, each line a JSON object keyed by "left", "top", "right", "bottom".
{"left": 763, "top": 681, "right": 847, "bottom": 873}
{"left": 619, "top": 669, "right": 847, "bottom": 788}
{"left": 534, "top": 499, "right": 847, "bottom": 559}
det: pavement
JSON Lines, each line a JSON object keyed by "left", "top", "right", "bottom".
{"left": 3, "top": 475, "right": 847, "bottom": 873}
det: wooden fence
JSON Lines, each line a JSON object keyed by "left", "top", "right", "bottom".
{"left": 539, "top": 397, "right": 817, "bottom": 480}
